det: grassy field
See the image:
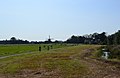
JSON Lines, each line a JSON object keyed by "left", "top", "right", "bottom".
{"left": 0, "top": 45, "right": 100, "bottom": 78}
{"left": 0, "top": 45, "right": 120, "bottom": 78}
{"left": 0, "top": 44, "right": 68, "bottom": 57}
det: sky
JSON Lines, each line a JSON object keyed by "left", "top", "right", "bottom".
{"left": 0, "top": 0, "right": 120, "bottom": 41}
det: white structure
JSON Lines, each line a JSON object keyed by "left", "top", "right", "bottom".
{"left": 102, "top": 51, "right": 110, "bottom": 59}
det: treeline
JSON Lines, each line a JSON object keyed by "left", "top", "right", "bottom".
{"left": 0, "top": 37, "right": 29, "bottom": 44}
{"left": 65, "top": 30, "right": 120, "bottom": 45}
{"left": 0, "top": 37, "right": 62, "bottom": 44}
{"left": 107, "top": 30, "right": 120, "bottom": 45}
{"left": 0, "top": 30, "right": 120, "bottom": 45}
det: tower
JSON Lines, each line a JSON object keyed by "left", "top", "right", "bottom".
{"left": 48, "top": 35, "right": 51, "bottom": 43}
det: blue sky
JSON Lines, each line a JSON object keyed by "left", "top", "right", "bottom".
{"left": 0, "top": 0, "right": 120, "bottom": 41}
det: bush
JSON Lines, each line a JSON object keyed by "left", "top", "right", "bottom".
{"left": 107, "top": 45, "right": 120, "bottom": 60}
{"left": 96, "top": 46, "right": 105, "bottom": 57}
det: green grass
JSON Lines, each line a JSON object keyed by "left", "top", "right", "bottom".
{"left": 0, "top": 44, "right": 69, "bottom": 57}
{"left": 0, "top": 45, "right": 100, "bottom": 77}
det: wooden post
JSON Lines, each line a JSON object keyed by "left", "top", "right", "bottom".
{"left": 39, "top": 46, "right": 41, "bottom": 51}
{"left": 47, "top": 46, "right": 49, "bottom": 50}
{"left": 51, "top": 45, "right": 53, "bottom": 49}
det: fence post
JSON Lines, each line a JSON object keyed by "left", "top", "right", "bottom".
{"left": 47, "top": 46, "right": 49, "bottom": 50}
{"left": 51, "top": 45, "right": 53, "bottom": 49}
{"left": 39, "top": 46, "right": 41, "bottom": 51}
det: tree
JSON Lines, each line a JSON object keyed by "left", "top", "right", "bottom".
{"left": 10, "top": 37, "right": 17, "bottom": 41}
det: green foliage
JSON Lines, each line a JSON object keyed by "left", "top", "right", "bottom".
{"left": 66, "top": 30, "right": 120, "bottom": 45}
{"left": 106, "top": 45, "right": 120, "bottom": 59}
{"left": 96, "top": 45, "right": 120, "bottom": 60}
{"left": 107, "top": 30, "right": 120, "bottom": 45}
{"left": 66, "top": 32, "right": 107, "bottom": 44}
{"left": 95, "top": 46, "right": 105, "bottom": 57}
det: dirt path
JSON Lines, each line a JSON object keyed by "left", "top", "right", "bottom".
{"left": 77, "top": 49, "right": 120, "bottom": 78}
{"left": 0, "top": 52, "right": 35, "bottom": 59}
